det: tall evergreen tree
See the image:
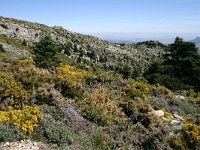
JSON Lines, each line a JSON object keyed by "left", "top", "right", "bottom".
{"left": 145, "top": 37, "right": 200, "bottom": 91}
{"left": 33, "top": 36, "right": 61, "bottom": 68}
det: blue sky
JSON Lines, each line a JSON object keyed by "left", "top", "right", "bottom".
{"left": 1, "top": 0, "right": 200, "bottom": 42}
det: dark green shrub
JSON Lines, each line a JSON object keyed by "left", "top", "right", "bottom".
{"left": 0, "top": 44, "right": 5, "bottom": 53}
{"left": 145, "top": 37, "right": 200, "bottom": 91}
{"left": 32, "top": 115, "right": 94, "bottom": 149}
{"left": 0, "top": 24, "right": 8, "bottom": 29}
{"left": 41, "top": 105, "right": 65, "bottom": 121}
{"left": 22, "top": 39, "right": 27, "bottom": 46}
{"left": 0, "top": 123, "right": 23, "bottom": 142}
{"left": 32, "top": 36, "right": 61, "bottom": 68}
{"left": 175, "top": 99, "right": 196, "bottom": 115}
{"left": 168, "top": 136, "right": 189, "bottom": 150}
{"left": 92, "top": 130, "right": 111, "bottom": 150}
{"left": 106, "top": 123, "right": 170, "bottom": 150}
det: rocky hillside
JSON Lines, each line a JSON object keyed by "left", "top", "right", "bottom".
{"left": 0, "top": 16, "right": 165, "bottom": 74}
{"left": 0, "top": 17, "right": 199, "bottom": 150}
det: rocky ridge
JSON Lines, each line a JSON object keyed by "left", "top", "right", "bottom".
{"left": 0, "top": 16, "right": 165, "bottom": 74}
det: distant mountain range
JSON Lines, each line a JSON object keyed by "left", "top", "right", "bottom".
{"left": 106, "top": 39, "right": 135, "bottom": 44}
{"left": 191, "top": 37, "right": 200, "bottom": 50}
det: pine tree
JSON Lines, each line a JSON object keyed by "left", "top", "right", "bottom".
{"left": 145, "top": 37, "right": 200, "bottom": 91}
{"left": 33, "top": 36, "right": 61, "bottom": 68}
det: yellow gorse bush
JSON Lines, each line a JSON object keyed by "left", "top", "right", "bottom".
{"left": 0, "top": 106, "right": 42, "bottom": 138}
{"left": 164, "top": 111, "right": 172, "bottom": 121}
{"left": 0, "top": 72, "right": 29, "bottom": 109}
{"left": 183, "top": 120, "right": 200, "bottom": 144}
{"left": 57, "top": 64, "right": 89, "bottom": 81}
{"left": 122, "top": 77, "right": 151, "bottom": 101}
{"left": 121, "top": 77, "right": 173, "bottom": 102}
{"left": 55, "top": 64, "right": 93, "bottom": 98}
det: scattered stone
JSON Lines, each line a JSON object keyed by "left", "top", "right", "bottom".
{"left": 170, "top": 120, "right": 182, "bottom": 126}
{"left": 173, "top": 114, "right": 184, "bottom": 121}
{"left": 175, "top": 94, "right": 185, "bottom": 100}
{"left": 0, "top": 140, "right": 53, "bottom": 150}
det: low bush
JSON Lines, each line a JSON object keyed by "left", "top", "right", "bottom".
{"left": 92, "top": 130, "right": 111, "bottom": 150}
{"left": 175, "top": 99, "right": 196, "bottom": 115}
{"left": 105, "top": 123, "right": 170, "bottom": 150}
{"left": 0, "top": 123, "right": 23, "bottom": 143}
{"left": 164, "top": 111, "right": 172, "bottom": 121}
{"left": 35, "top": 83, "right": 67, "bottom": 107}
{"left": 0, "top": 106, "right": 42, "bottom": 138}
{"left": 32, "top": 114, "right": 96, "bottom": 149}
{"left": 76, "top": 86, "right": 127, "bottom": 126}
{"left": 168, "top": 136, "right": 189, "bottom": 150}
{"left": 121, "top": 77, "right": 151, "bottom": 101}
{"left": 151, "top": 85, "right": 173, "bottom": 100}
{"left": 0, "top": 72, "right": 29, "bottom": 110}
{"left": 41, "top": 105, "right": 65, "bottom": 121}
{"left": 54, "top": 64, "right": 91, "bottom": 98}
{"left": 183, "top": 120, "right": 200, "bottom": 147}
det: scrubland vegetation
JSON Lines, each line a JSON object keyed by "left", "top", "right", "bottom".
{"left": 0, "top": 17, "right": 200, "bottom": 149}
{"left": 0, "top": 36, "right": 199, "bottom": 149}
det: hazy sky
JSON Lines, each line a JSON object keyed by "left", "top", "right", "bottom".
{"left": 1, "top": 0, "right": 200, "bottom": 42}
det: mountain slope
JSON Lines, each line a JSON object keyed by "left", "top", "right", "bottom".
{"left": 0, "top": 17, "right": 200, "bottom": 150}
{"left": 0, "top": 16, "right": 165, "bottom": 75}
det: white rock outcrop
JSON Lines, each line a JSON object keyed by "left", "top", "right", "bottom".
{"left": 152, "top": 110, "right": 165, "bottom": 117}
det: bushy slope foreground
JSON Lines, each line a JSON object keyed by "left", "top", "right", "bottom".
{"left": 0, "top": 56, "right": 199, "bottom": 149}
{"left": 0, "top": 17, "right": 199, "bottom": 150}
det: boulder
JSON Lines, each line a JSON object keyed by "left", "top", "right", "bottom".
{"left": 175, "top": 95, "right": 185, "bottom": 100}
{"left": 170, "top": 120, "right": 182, "bottom": 126}
{"left": 152, "top": 110, "right": 164, "bottom": 117}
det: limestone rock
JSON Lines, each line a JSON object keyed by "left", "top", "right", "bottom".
{"left": 173, "top": 114, "right": 184, "bottom": 121}
{"left": 0, "top": 140, "right": 53, "bottom": 150}
{"left": 152, "top": 110, "right": 165, "bottom": 117}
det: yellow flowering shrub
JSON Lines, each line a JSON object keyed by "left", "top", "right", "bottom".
{"left": 55, "top": 65, "right": 92, "bottom": 98}
{"left": 0, "top": 106, "right": 42, "bottom": 138}
{"left": 57, "top": 64, "right": 89, "bottom": 81}
{"left": 151, "top": 85, "right": 173, "bottom": 100}
{"left": 168, "top": 136, "right": 189, "bottom": 150}
{"left": 122, "top": 77, "right": 151, "bottom": 100}
{"left": 77, "top": 86, "right": 127, "bottom": 126}
{"left": 0, "top": 72, "right": 29, "bottom": 109}
{"left": 183, "top": 120, "right": 200, "bottom": 144}
{"left": 164, "top": 111, "right": 172, "bottom": 121}
{"left": 18, "top": 59, "right": 35, "bottom": 68}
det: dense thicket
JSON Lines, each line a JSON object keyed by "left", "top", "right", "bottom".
{"left": 1, "top": 36, "right": 200, "bottom": 149}
{"left": 145, "top": 37, "right": 200, "bottom": 91}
